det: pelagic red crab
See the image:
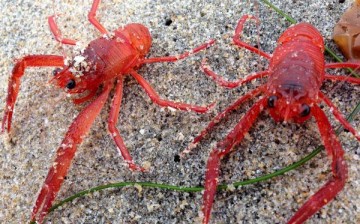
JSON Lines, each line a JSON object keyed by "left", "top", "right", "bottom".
{"left": 182, "top": 15, "right": 360, "bottom": 223}
{"left": 1, "top": 0, "right": 215, "bottom": 222}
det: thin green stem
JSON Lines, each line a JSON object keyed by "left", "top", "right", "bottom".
{"left": 260, "top": 0, "right": 297, "bottom": 24}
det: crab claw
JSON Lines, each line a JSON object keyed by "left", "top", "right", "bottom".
{"left": 30, "top": 84, "right": 112, "bottom": 222}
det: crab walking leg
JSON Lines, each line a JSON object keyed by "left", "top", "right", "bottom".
{"left": 324, "top": 62, "right": 360, "bottom": 84}
{"left": 319, "top": 92, "right": 360, "bottom": 141}
{"left": 49, "top": 0, "right": 109, "bottom": 44}
{"left": 201, "top": 59, "right": 270, "bottom": 88}
{"left": 108, "top": 77, "right": 145, "bottom": 171}
{"left": 288, "top": 105, "right": 348, "bottom": 224}
{"left": 129, "top": 70, "right": 215, "bottom": 113}
{"left": 324, "top": 74, "right": 360, "bottom": 84}
{"left": 88, "top": 0, "right": 109, "bottom": 35}
{"left": 325, "top": 62, "right": 360, "bottom": 70}
{"left": 31, "top": 84, "right": 112, "bottom": 223}
{"left": 233, "top": 15, "right": 271, "bottom": 59}
{"left": 202, "top": 98, "right": 267, "bottom": 224}
{"left": 182, "top": 86, "right": 265, "bottom": 155}
{"left": 1, "top": 55, "right": 64, "bottom": 133}
{"left": 139, "top": 39, "right": 215, "bottom": 64}
{"left": 48, "top": 15, "right": 77, "bottom": 45}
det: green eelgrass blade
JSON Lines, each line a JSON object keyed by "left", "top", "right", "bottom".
{"left": 259, "top": 0, "right": 297, "bottom": 24}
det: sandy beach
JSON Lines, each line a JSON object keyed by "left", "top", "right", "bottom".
{"left": 1, "top": 0, "right": 359, "bottom": 223}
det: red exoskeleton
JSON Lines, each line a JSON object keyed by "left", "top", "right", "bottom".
{"left": 182, "top": 15, "right": 360, "bottom": 223}
{"left": 1, "top": 0, "right": 215, "bottom": 222}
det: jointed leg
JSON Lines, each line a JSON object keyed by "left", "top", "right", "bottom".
{"left": 288, "top": 105, "right": 348, "bottom": 224}
{"left": 202, "top": 98, "right": 267, "bottom": 224}
{"left": 324, "top": 73, "right": 360, "bottom": 84}
{"left": 31, "top": 84, "right": 112, "bottom": 223}
{"left": 88, "top": 0, "right": 109, "bottom": 35}
{"left": 48, "top": 15, "right": 77, "bottom": 45}
{"left": 129, "top": 70, "right": 215, "bottom": 113}
{"left": 319, "top": 92, "right": 360, "bottom": 141}
{"left": 201, "top": 58, "right": 269, "bottom": 88}
{"left": 325, "top": 62, "right": 360, "bottom": 83}
{"left": 181, "top": 85, "right": 265, "bottom": 155}
{"left": 1, "top": 55, "right": 64, "bottom": 132}
{"left": 139, "top": 39, "right": 215, "bottom": 64}
{"left": 325, "top": 62, "right": 360, "bottom": 70}
{"left": 108, "top": 77, "right": 145, "bottom": 171}
{"left": 233, "top": 15, "right": 271, "bottom": 60}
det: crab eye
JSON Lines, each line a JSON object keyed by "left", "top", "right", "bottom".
{"left": 52, "top": 68, "right": 62, "bottom": 76}
{"left": 300, "top": 104, "right": 310, "bottom": 117}
{"left": 268, "top": 95, "right": 277, "bottom": 108}
{"left": 66, "top": 79, "right": 76, "bottom": 89}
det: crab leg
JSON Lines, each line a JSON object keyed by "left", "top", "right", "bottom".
{"left": 202, "top": 98, "right": 267, "bottom": 224}
{"left": 48, "top": 15, "right": 77, "bottom": 45}
{"left": 201, "top": 59, "right": 270, "bottom": 88}
{"left": 319, "top": 92, "right": 360, "bottom": 141}
{"left": 139, "top": 39, "right": 215, "bottom": 64}
{"left": 88, "top": 0, "right": 109, "bottom": 35}
{"left": 48, "top": 0, "right": 109, "bottom": 44}
{"left": 129, "top": 70, "right": 215, "bottom": 113}
{"left": 108, "top": 77, "right": 145, "bottom": 171}
{"left": 233, "top": 15, "right": 271, "bottom": 59}
{"left": 288, "top": 104, "right": 348, "bottom": 224}
{"left": 325, "top": 62, "right": 360, "bottom": 69}
{"left": 1, "top": 55, "right": 64, "bottom": 133}
{"left": 324, "top": 73, "right": 360, "bottom": 84}
{"left": 31, "top": 84, "right": 112, "bottom": 223}
{"left": 182, "top": 85, "right": 265, "bottom": 155}
{"left": 324, "top": 62, "right": 360, "bottom": 84}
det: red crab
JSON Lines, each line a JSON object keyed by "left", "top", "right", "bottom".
{"left": 1, "top": 0, "right": 215, "bottom": 222}
{"left": 183, "top": 15, "right": 360, "bottom": 223}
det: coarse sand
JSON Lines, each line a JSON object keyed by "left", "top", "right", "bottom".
{"left": 1, "top": 0, "right": 359, "bottom": 223}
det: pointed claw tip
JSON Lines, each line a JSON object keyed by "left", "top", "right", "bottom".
{"left": 355, "top": 132, "right": 360, "bottom": 141}
{"left": 1, "top": 123, "right": 10, "bottom": 134}
{"left": 179, "top": 150, "right": 189, "bottom": 158}
{"left": 207, "top": 102, "right": 217, "bottom": 111}
{"left": 201, "top": 58, "right": 208, "bottom": 65}
{"left": 129, "top": 163, "right": 148, "bottom": 173}
{"left": 181, "top": 142, "right": 198, "bottom": 156}
{"left": 207, "top": 39, "right": 216, "bottom": 46}
{"left": 139, "top": 166, "right": 148, "bottom": 172}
